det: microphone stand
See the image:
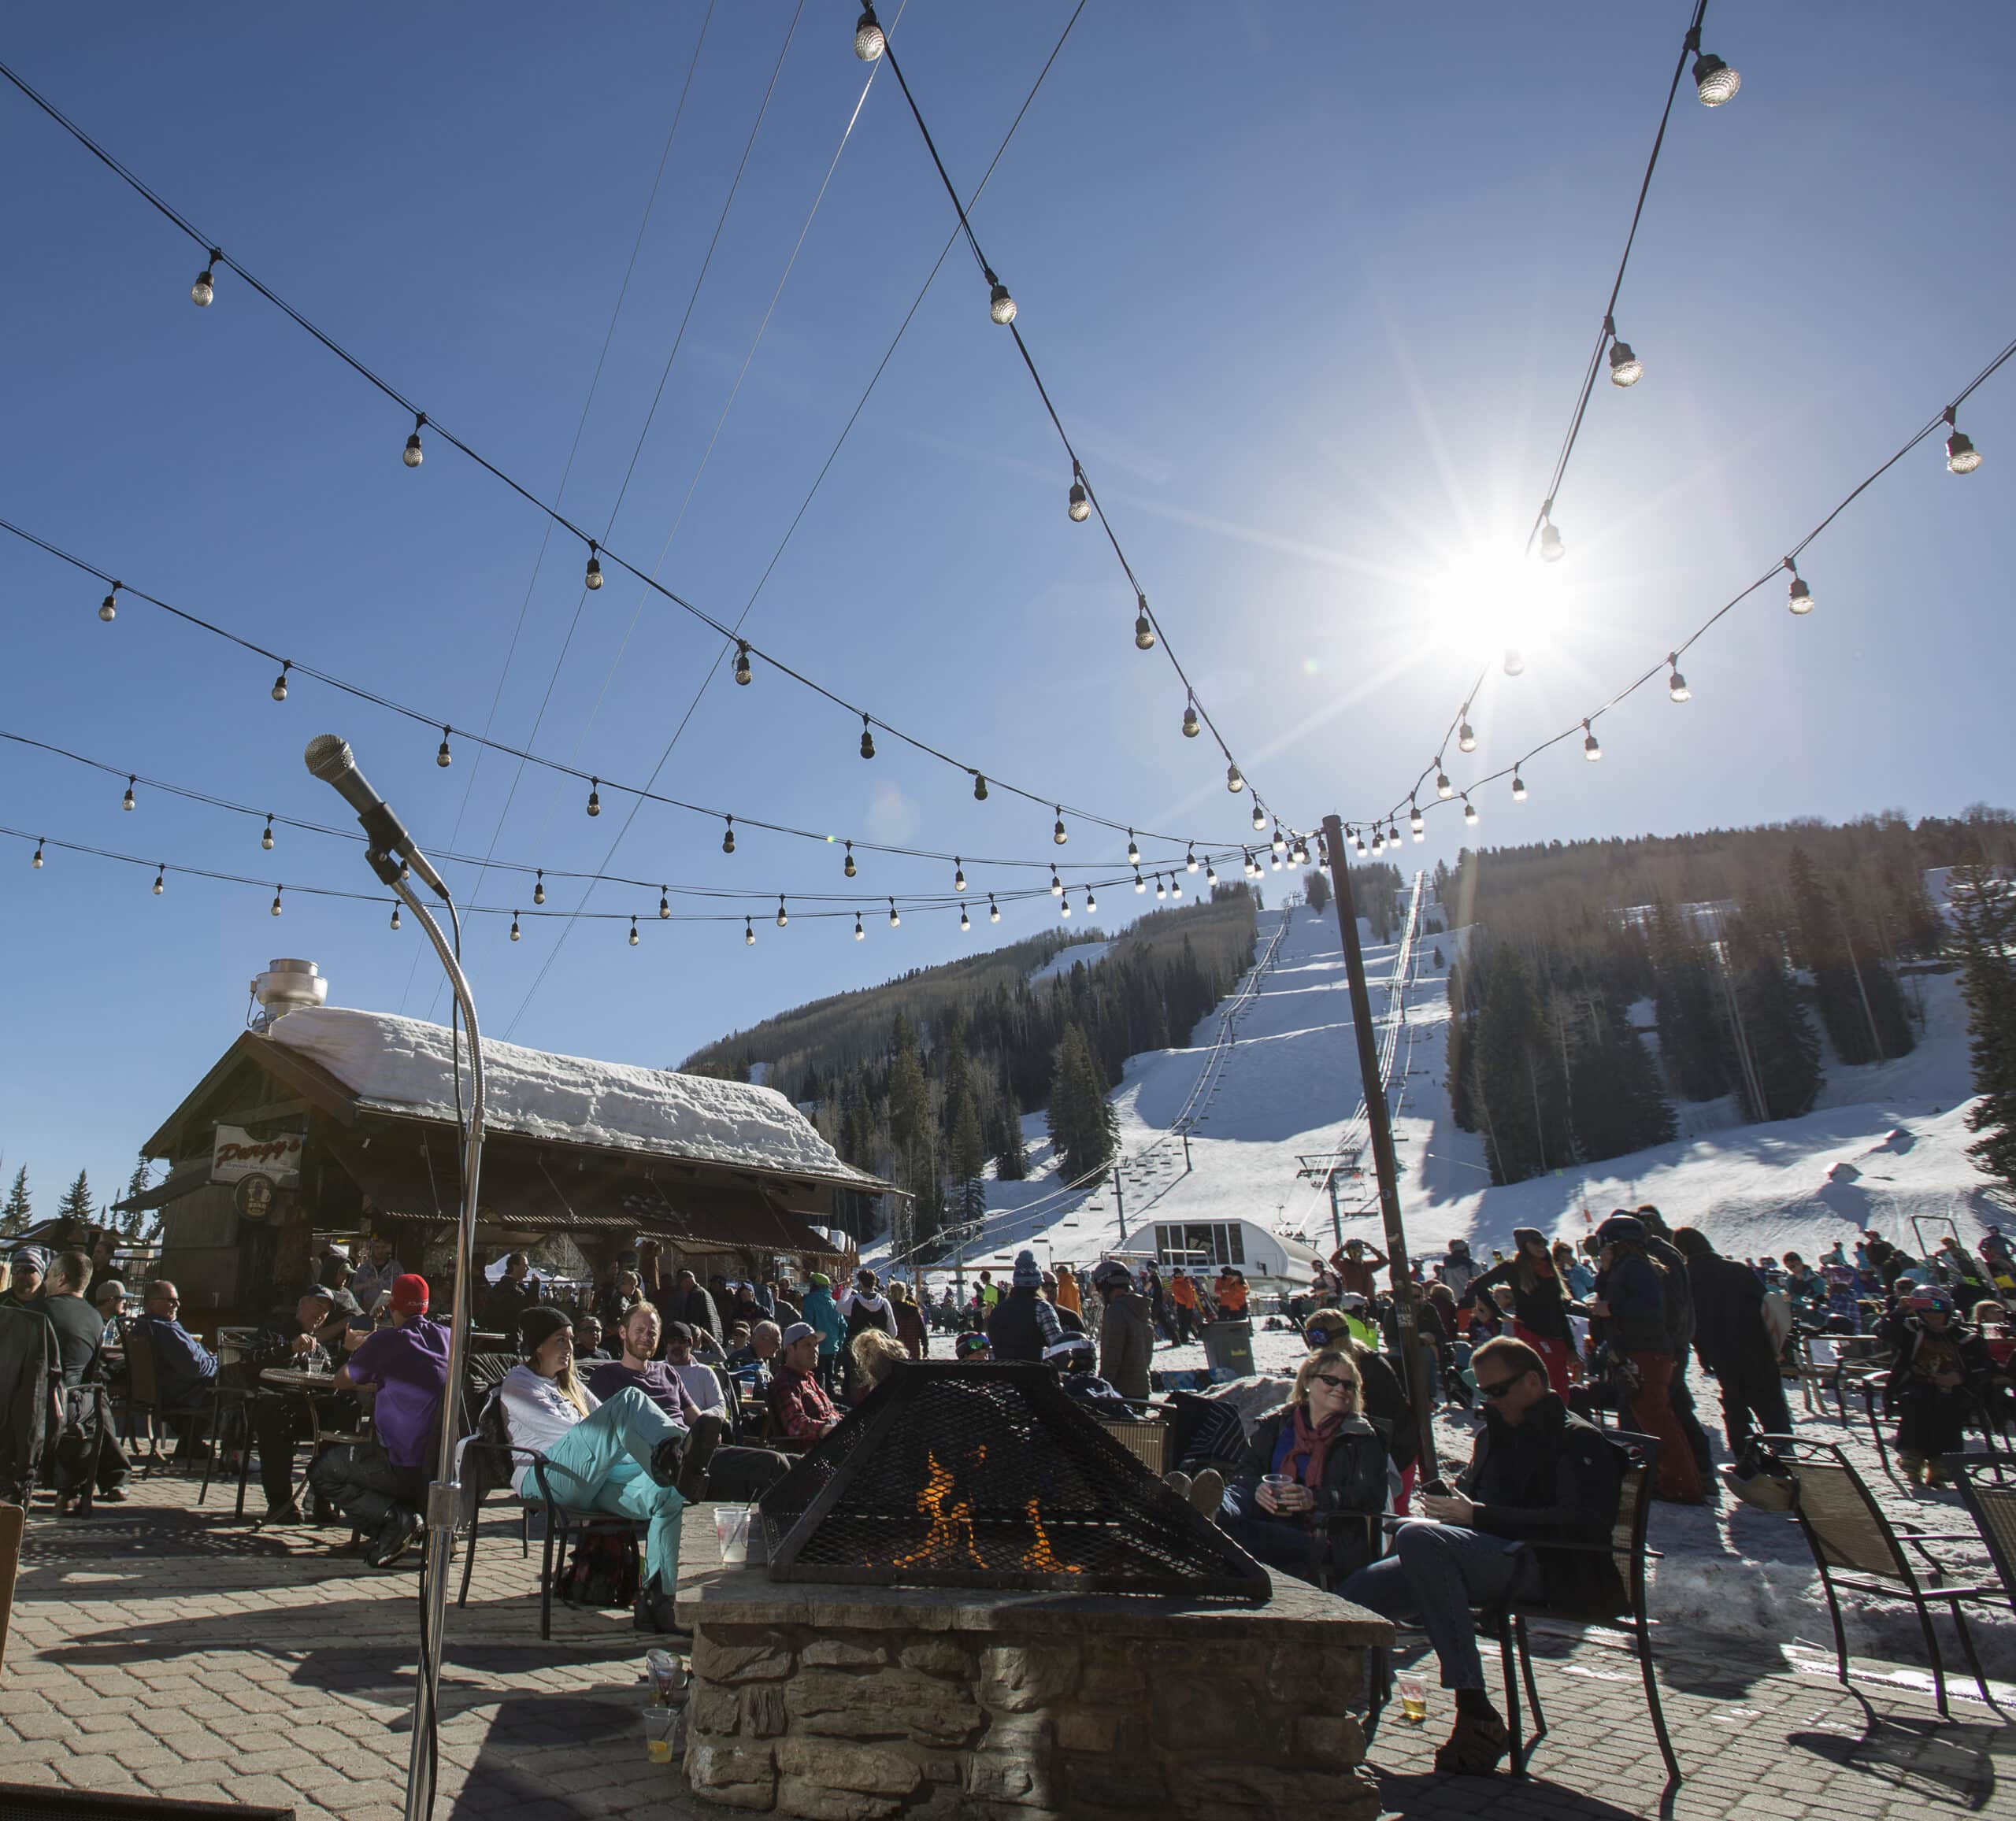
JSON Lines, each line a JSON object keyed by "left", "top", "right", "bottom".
{"left": 371, "top": 852, "right": 484, "bottom": 1821}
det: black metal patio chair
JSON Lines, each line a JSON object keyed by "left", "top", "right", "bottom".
{"left": 120, "top": 1321, "right": 216, "bottom": 1481}
{"left": 1765, "top": 1433, "right": 1999, "bottom": 1717}
{"left": 1944, "top": 1449, "right": 2016, "bottom": 1616}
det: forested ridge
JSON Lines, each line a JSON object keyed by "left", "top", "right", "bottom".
{"left": 1440, "top": 806, "right": 2016, "bottom": 1186}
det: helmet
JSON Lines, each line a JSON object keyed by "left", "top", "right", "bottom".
{"left": 954, "top": 1332, "right": 993, "bottom": 1360}
{"left": 1091, "top": 1260, "right": 1133, "bottom": 1292}
{"left": 1595, "top": 1213, "right": 1645, "bottom": 1248}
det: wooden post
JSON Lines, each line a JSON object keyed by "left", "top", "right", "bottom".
{"left": 1321, "top": 815, "right": 1437, "bottom": 1479}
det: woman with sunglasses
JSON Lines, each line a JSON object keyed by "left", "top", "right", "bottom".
{"left": 1301, "top": 1306, "right": 1419, "bottom": 1505}
{"left": 1459, "top": 1228, "right": 1575, "bottom": 1397}
{"left": 1219, "top": 1347, "right": 1388, "bottom": 1587}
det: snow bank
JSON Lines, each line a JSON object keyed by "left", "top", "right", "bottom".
{"left": 268, "top": 1006, "right": 875, "bottom": 1183}
{"left": 1028, "top": 940, "right": 1114, "bottom": 988}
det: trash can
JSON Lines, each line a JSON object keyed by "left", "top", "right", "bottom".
{"left": 1200, "top": 1318, "right": 1254, "bottom": 1382}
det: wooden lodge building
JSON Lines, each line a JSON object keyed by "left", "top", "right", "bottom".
{"left": 118, "top": 960, "right": 893, "bottom": 1331}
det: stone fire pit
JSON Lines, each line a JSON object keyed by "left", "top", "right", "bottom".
{"left": 673, "top": 1506, "right": 1392, "bottom": 1820}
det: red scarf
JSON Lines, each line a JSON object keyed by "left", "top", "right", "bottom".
{"left": 1284, "top": 1404, "right": 1344, "bottom": 1506}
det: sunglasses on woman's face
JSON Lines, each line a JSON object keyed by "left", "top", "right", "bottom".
{"left": 1313, "top": 1372, "right": 1358, "bottom": 1392}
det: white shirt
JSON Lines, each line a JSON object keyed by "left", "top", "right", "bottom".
{"left": 669, "top": 1359, "right": 726, "bottom": 1416}
{"left": 498, "top": 1364, "right": 600, "bottom": 1495}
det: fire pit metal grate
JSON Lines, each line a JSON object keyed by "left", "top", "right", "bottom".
{"left": 756, "top": 1362, "right": 1269, "bottom": 1600}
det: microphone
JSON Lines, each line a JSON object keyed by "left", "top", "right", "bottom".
{"left": 304, "top": 735, "right": 452, "bottom": 902}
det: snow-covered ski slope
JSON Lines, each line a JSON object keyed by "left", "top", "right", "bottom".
{"left": 876, "top": 878, "right": 2007, "bottom": 1279}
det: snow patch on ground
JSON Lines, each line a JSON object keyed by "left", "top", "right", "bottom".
{"left": 1027, "top": 940, "right": 1114, "bottom": 989}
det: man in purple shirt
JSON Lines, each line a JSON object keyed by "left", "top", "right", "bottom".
{"left": 587, "top": 1304, "right": 791, "bottom": 1504}
{"left": 309, "top": 1274, "right": 447, "bottom": 1567}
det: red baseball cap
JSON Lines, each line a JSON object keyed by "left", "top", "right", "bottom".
{"left": 390, "top": 1273, "right": 430, "bottom": 1313}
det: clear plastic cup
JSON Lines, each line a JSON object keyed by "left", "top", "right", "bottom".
{"left": 713, "top": 1504, "right": 751, "bottom": 1565}
{"left": 1397, "top": 1674, "right": 1429, "bottom": 1724}
{"left": 1262, "top": 1473, "right": 1295, "bottom": 1508}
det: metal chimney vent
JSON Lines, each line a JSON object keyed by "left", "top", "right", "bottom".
{"left": 250, "top": 957, "right": 327, "bottom": 1031}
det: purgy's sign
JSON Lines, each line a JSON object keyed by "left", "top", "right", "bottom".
{"left": 211, "top": 1127, "right": 302, "bottom": 1186}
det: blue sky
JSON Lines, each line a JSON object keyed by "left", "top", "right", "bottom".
{"left": 2, "top": 2, "right": 2010, "bottom": 1213}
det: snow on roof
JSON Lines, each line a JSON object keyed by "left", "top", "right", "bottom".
{"left": 266, "top": 1006, "right": 881, "bottom": 1187}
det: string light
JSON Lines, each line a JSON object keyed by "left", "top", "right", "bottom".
{"left": 584, "top": 543, "right": 604, "bottom": 591}
{"left": 629, "top": 916, "right": 640, "bottom": 947}
{"left": 776, "top": 894, "right": 788, "bottom": 928}
{"left": 1250, "top": 803, "right": 1266, "bottom": 832}
{"left": 1388, "top": 821, "right": 1402, "bottom": 849}
{"left": 1270, "top": 823, "right": 1286, "bottom": 857}
{"left": 853, "top": 6, "right": 885, "bottom": 61}
{"left": 1186, "top": 847, "right": 1199, "bottom": 873}
{"left": 843, "top": 841, "right": 857, "bottom": 879}
{"left": 1050, "top": 866, "right": 1063, "bottom": 897}
{"left": 1369, "top": 827, "right": 1384, "bottom": 857}
{"left": 511, "top": 912, "right": 521, "bottom": 942}
{"left": 436, "top": 728, "right": 452, "bottom": 768}
{"left": 31, "top": 840, "right": 43, "bottom": 868}
{"left": 1462, "top": 794, "right": 1478, "bottom": 827}
{"left": 1458, "top": 715, "right": 1476, "bottom": 753}
{"left": 888, "top": 898, "right": 900, "bottom": 928}
{"left": 533, "top": 870, "right": 546, "bottom": 905}
{"left": 270, "top": 886, "right": 284, "bottom": 917}
{"left": 854, "top": 913, "right": 865, "bottom": 940}
{"left": 261, "top": 815, "right": 274, "bottom": 851}
{"left": 1134, "top": 597, "right": 1156, "bottom": 651}
{"left": 152, "top": 866, "right": 165, "bottom": 896}
{"left": 1182, "top": 696, "right": 1200, "bottom": 739}
{"left": 1170, "top": 874, "right": 1183, "bottom": 900}
{"left": 1784, "top": 558, "right": 1813, "bottom": 615}
{"left": 1134, "top": 871, "right": 1146, "bottom": 893}
{"left": 734, "top": 642, "right": 752, "bottom": 686}
{"left": 953, "top": 858, "right": 966, "bottom": 892}
{"left": 1667, "top": 656, "right": 1691, "bottom": 702}
{"left": 586, "top": 779, "right": 601, "bottom": 817}
{"left": 856, "top": 715, "right": 877, "bottom": 761}
{"left": 972, "top": 772, "right": 988, "bottom": 802}
{"left": 402, "top": 413, "right": 425, "bottom": 468}
{"left": 988, "top": 894, "right": 1000, "bottom": 923}
{"left": 1944, "top": 406, "right": 1982, "bottom": 474}
{"left": 271, "top": 662, "right": 290, "bottom": 702}
{"left": 99, "top": 585, "right": 118, "bottom": 623}
{"left": 1582, "top": 719, "right": 1603, "bottom": 762}
{"left": 1411, "top": 805, "right": 1425, "bottom": 842}
{"left": 1691, "top": 39, "right": 1740, "bottom": 106}
{"left": 986, "top": 268, "right": 1016, "bottom": 326}
{"left": 1068, "top": 463, "right": 1091, "bottom": 523}
{"left": 190, "top": 250, "right": 220, "bottom": 307}
{"left": 1539, "top": 515, "right": 1564, "bottom": 563}
{"left": 1085, "top": 886, "right": 1097, "bottom": 913}
{"left": 1060, "top": 892, "right": 1071, "bottom": 918}
{"left": 1053, "top": 808, "right": 1068, "bottom": 846}
{"left": 1204, "top": 861, "right": 1217, "bottom": 886}
{"left": 960, "top": 905, "right": 971, "bottom": 932}
{"left": 389, "top": 902, "right": 400, "bottom": 931}
{"left": 722, "top": 817, "right": 736, "bottom": 855}
{"left": 122, "top": 776, "right": 135, "bottom": 812}
{"left": 1436, "top": 766, "right": 1453, "bottom": 800}
{"left": 1512, "top": 771, "right": 1528, "bottom": 803}
{"left": 1154, "top": 875, "right": 1166, "bottom": 901}
{"left": 744, "top": 916, "right": 756, "bottom": 946}
{"left": 1503, "top": 648, "right": 1526, "bottom": 677}
{"left": 1292, "top": 837, "right": 1309, "bottom": 864}
{"left": 1353, "top": 829, "right": 1366, "bottom": 857}
{"left": 1606, "top": 316, "right": 1644, "bottom": 387}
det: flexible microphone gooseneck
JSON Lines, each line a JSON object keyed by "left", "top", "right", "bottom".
{"left": 303, "top": 734, "right": 452, "bottom": 901}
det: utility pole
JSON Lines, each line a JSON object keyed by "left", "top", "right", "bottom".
{"left": 1321, "top": 816, "right": 1436, "bottom": 1477}
{"left": 1328, "top": 1171, "right": 1343, "bottom": 1252}
{"left": 1112, "top": 1164, "right": 1128, "bottom": 1249}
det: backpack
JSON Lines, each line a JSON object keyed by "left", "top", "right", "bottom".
{"left": 558, "top": 1527, "right": 640, "bottom": 1609}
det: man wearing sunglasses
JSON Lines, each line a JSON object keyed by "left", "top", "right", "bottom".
{"left": 1341, "top": 1336, "right": 1625, "bottom": 1777}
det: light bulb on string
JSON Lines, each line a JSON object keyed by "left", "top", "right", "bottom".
{"left": 1436, "top": 765, "right": 1453, "bottom": 800}
{"left": 1251, "top": 803, "right": 1267, "bottom": 833}
{"left": 1667, "top": 656, "right": 1691, "bottom": 702}
{"left": 744, "top": 917, "right": 755, "bottom": 947}
{"left": 960, "top": 906, "right": 971, "bottom": 933}
{"left": 853, "top": 6, "right": 884, "bottom": 61}
{"left": 1503, "top": 648, "right": 1526, "bottom": 677}
{"left": 973, "top": 772, "right": 989, "bottom": 802}
{"left": 1053, "top": 808, "right": 1068, "bottom": 846}
{"left": 1068, "top": 464, "right": 1091, "bottom": 523}
{"left": 722, "top": 818, "right": 736, "bottom": 856}
{"left": 1462, "top": 794, "right": 1478, "bottom": 827}
{"left": 985, "top": 268, "right": 1016, "bottom": 325}
{"left": 659, "top": 890, "right": 671, "bottom": 920}
{"left": 1135, "top": 596, "right": 1156, "bottom": 652}
{"left": 533, "top": 870, "right": 547, "bottom": 905}
{"left": 153, "top": 867, "right": 165, "bottom": 897}
{"left": 629, "top": 917, "right": 640, "bottom": 948}
{"left": 1784, "top": 558, "right": 1813, "bottom": 615}
{"left": 399, "top": 859, "right": 410, "bottom": 884}
{"left": 1205, "top": 862, "right": 1217, "bottom": 886}
{"left": 584, "top": 542, "right": 605, "bottom": 592}
{"left": 261, "top": 815, "right": 275, "bottom": 851}
{"left": 123, "top": 776, "right": 135, "bottom": 812}
{"left": 1154, "top": 875, "right": 1167, "bottom": 901}
{"left": 403, "top": 413, "right": 425, "bottom": 468}
{"left": 1134, "top": 871, "right": 1146, "bottom": 894}
{"left": 191, "top": 250, "right": 221, "bottom": 306}
{"left": 1170, "top": 874, "right": 1183, "bottom": 900}
{"left": 1354, "top": 828, "right": 1367, "bottom": 857}
{"left": 1583, "top": 720, "right": 1603, "bottom": 762}
{"left": 1185, "top": 848, "right": 1199, "bottom": 874}
{"left": 843, "top": 841, "right": 856, "bottom": 879}
{"left": 1692, "top": 41, "right": 1740, "bottom": 105}
{"left": 1388, "top": 822, "right": 1402, "bottom": 849}
{"left": 99, "top": 585, "right": 119, "bottom": 623}
{"left": 586, "top": 779, "right": 601, "bottom": 817}
{"left": 1606, "top": 317, "right": 1644, "bottom": 387}
{"left": 510, "top": 912, "right": 521, "bottom": 942}
{"left": 1411, "top": 803, "right": 1425, "bottom": 841}
{"left": 888, "top": 898, "right": 900, "bottom": 929}
{"left": 858, "top": 716, "right": 876, "bottom": 761}
{"left": 1182, "top": 695, "right": 1200, "bottom": 739}
{"left": 1369, "top": 828, "right": 1383, "bottom": 857}
{"left": 1513, "top": 771, "right": 1528, "bottom": 803}
{"left": 734, "top": 642, "right": 753, "bottom": 687}
{"left": 1944, "top": 406, "right": 1981, "bottom": 474}
{"left": 389, "top": 903, "right": 400, "bottom": 931}
{"left": 953, "top": 859, "right": 966, "bottom": 893}
{"left": 1458, "top": 713, "right": 1477, "bottom": 753}
{"left": 1126, "top": 831, "right": 1140, "bottom": 867}
{"left": 988, "top": 894, "right": 1000, "bottom": 923}
{"left": 1226, "top": 761, "right": 1244, "bottom": 794}
{"left": 1060, "top": 893, "right": 1071, "bottom": 919}
{"left": 1086, "top": 886, "right": 1098, "bottom": 913}
{"left": 776, "top": 895, "right": 789, "bottom": 929}
{"left": 854, "top": 914, "right": 865, "bottom": 941}
{"left": 436, "top": 728, "right": 452, "bottom": 768}
{"left": 271, "top": 662, "right": 291, "bottom": 702}
{"left": 1539, "top": 515, "right": 1564, "bottom": 563}
{"left": 270, "top": 887, "right": 284, "bottom": 918}
{"left": 1050, "top": 867, "right": 1063, "bottom": 897}
{"left": 1292, "top": 838, "right": 1310, "bottom": 865}
{"left": 31, "top": 841, "right": 43, "bottom": 868}
{"left": 1270, "top": 823, "right": 1286, "bottom": 857}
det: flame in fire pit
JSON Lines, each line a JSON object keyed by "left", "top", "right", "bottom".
{"left": 1021, "top": 1497, "right": 1083, "bottom": 1575}
{"left": 891, "top": 1451, "right": 984, "bottom": 1570}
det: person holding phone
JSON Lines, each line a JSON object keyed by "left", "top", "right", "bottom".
{"left": 1218, "top": 1347, "right": 1388, "bottom": 1588}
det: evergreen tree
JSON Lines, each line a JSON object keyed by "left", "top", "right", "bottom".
{"left": 0, "top": 1167, "right": 28, "bottom": 1238}
{"left": 1788, "top": 846, "right": 1914, "bottom": 1064}
{"left": 121, "top": 1154, "right": 157, "bottom": 1241}
{"left": 1469, "top": 948, "right": 1569, "bottom": 1184}
{"left": 1950, "top": 861, "right": 2016, "bottom": 1190}
{"left": 1304, "top": 869, "right": 1331, "bottom": 915}
{"left": 1648, "top": 899, "right": 1730, "bottom": 1101}
{"left": 56, "top": 1168, "right": 94, "bottom": 1228}
{"left": 991, "top": 1066, "right": 1028, "bottom": 1180}
{"left": 1047, "top": 1023, "right": 1117, "bottom": 1183}
{"left": 1718, "top": 914, "right": 1823, "bottom": 1120}
{"left": 1564, "top": 995, "right": 1676, "bottom": 1160}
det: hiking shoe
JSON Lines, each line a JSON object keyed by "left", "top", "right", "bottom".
{"left": 369, "top": 1508, "right": 423, "bottom": 1569}
{"left": 1433, "top": 1708, "right": 1510, "bottom": 1777}
{"left": 1163, "top": 1471, "right": 1194, "bottom": 1504}
{"left": 673, "top": 1416, "right": 727, "bottom": 1503}
{"left": 1188, "top": 1468, "right": 1226, "bottom": 1516}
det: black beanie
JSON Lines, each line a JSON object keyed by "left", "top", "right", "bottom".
{"left": 520, "top": 1307, "right": 572, "bottom": 1357}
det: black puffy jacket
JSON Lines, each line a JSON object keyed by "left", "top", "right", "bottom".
{"left": 1232, "top": 1409, "right": 1391, "bottom": 1584}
